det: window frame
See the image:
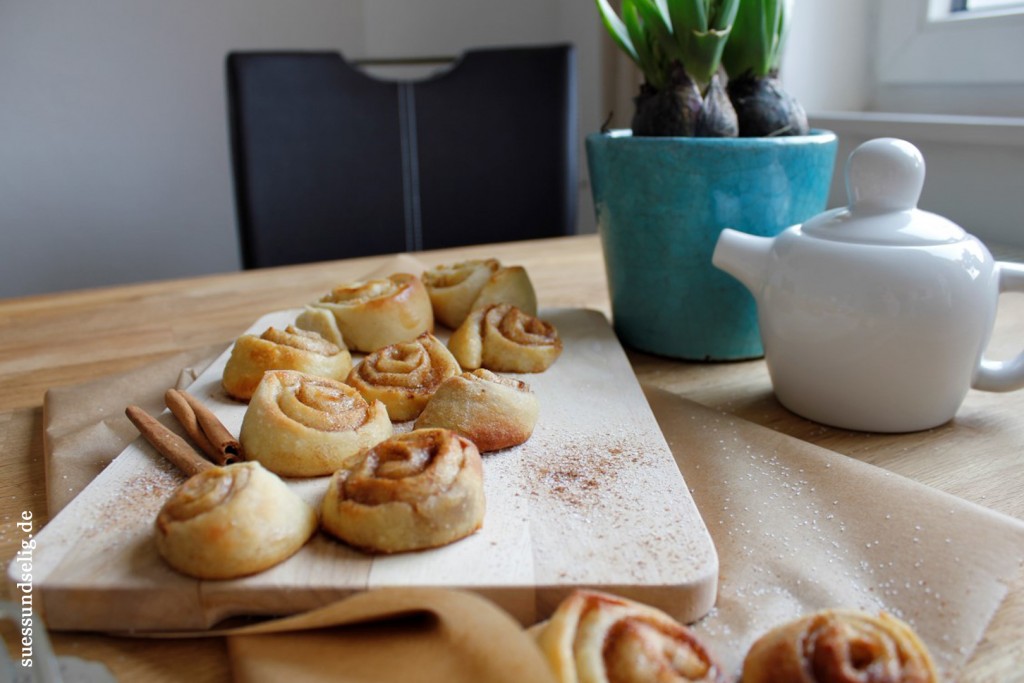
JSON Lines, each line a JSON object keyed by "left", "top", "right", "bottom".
{"left": 876, "top": 0, "right": 1024, "bottom": 87}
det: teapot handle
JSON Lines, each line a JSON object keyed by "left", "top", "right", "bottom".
{"left": 973, "top": 261, "right": 1024, "bottom": 392}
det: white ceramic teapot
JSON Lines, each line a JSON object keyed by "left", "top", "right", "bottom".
{"left": 712, "top": 137, "right": 1024, "bottom": 432}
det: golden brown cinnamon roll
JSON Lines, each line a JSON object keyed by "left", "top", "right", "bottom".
{"left": 533, "top": 590, "right": 728, "bottom": 683}
{"left": 154, "top": 461, "right": 317, "bottom": 580}
{"left": 448, "top": 303, "right": 563, "bottom": 373}
{"left": 347, "top": 333, "right": 461, "bottom": 422}
{"left": 222, "top": 325, "right": 353, "bottom": 401}
{"left": 306, "top": 273, "right": 433, "bottom": 353}
{"left": 415, "top": 369, "right": 539, "bottom": 451}
{"left": 422, "top": 259, "right": 537, "bottom": 328}
{"left": 320, "top": 428, "right": 485, "bottom": 553}
{"left": 239, "top": 370, "right": 392, "bottom": 477}
{"left": 741, "top": 609, "right": 939, "bottom": 683}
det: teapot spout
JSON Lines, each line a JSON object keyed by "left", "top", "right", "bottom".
{"left": 712, "top": 228, "right": 773, "bottom": 295}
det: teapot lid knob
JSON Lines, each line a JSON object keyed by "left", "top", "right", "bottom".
{"left": 803, "top": 137, "right": 968, "bottom": 245}
{"left": 845, "top": 138, "right": 924, "bottom": 212}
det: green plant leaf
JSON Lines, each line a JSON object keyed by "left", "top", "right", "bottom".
{"left": 633, "top": 0, "right": 677, "bottom": 59}
{"left": 595, "top": 0, "right": 640, "bottom": 64}
{"left": 597, "top": 0, "right": 742, "bottom": 92}
{"left": 773, "top": 0, "right": 794, "bottom": 68}
{"left": 710, "top": 0, "right": 741, "bottom": 31}
{"left": 722, "top": 0, "right": 791, "bottom": 78}
{"left": 681, "top": 27, "right": 733, "bottom": 86}
{"left": 622, "top": 0, "right": 667, "bottom": 88}
{"left": 667, "top": 0, "right": 708, "bottom": 35}
{"left": 662, "top": 0, "right": 739, "bottom": 89}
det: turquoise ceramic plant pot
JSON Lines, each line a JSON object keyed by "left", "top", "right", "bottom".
{"left": 587, "top": 129, "right": 838, "bottom": 361}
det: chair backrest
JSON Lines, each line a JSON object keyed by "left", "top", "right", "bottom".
{"left": 226, "top": 45, "right": 578, "bottom": 269}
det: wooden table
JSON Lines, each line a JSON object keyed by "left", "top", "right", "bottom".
{"left": 1, "top": 234, "right": 1021, "bottom": 680}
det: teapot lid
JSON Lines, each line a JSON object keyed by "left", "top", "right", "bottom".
{"left": 802, "top": 138, "right": 967, "bottom": 246}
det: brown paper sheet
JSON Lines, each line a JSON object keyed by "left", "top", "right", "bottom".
{"left": 42, "top": 344, "right": 224, "bottom": 516}
{"left": 37, "top": 254, "right": 1024, "bottom": 681}
{"left": 644, "top": 387, "right": 1024, "bottom": 678}
{"left": 226, "top": 588, "right": 558, "bottom": 683}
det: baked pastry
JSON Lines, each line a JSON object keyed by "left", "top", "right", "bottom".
{"left": 415, "top": 369, "right": 538, "bottom": 451}
{"left": 154, "top": 461, "right": 317, "bottom": 580}
{"left": 741, "top": 609, "right": 939, "bottom": 683}
{"left": 306, "top": 273, "right": 433, "bottom": 353}
{"left": 347, "top": 333, "right": 461, "bottom": 422}
{"left": 222, "top": 325, "right": 353, "bottom": 401}
{"left": 448, "top": 303, "right": 562, "bottom": 373}
{"left": 421, "top": 259, "right": 537, "bottom": 328}
{"left": 533, "top": 589, "right": 728, "bottom": 683}
{"left": 239, "top": 370, "right": 393, "bottom": 477}
{"left": 294, "top": 305, "right": 346, "bottom": 347}
{"left": 320, "top": 428, "right": 485, "bottom": 553}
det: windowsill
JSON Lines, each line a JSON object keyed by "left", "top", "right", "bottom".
{"left": 991, "top": 243, "right": 1024, "bottom": 263}
{"left": 809, "top": 111, "right": 1024, "bottom": 148}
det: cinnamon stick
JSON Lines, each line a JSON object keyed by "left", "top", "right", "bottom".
{"left": 125, "top": 405, "right": 215, "bottom": 477}
{"left": 164, "top": 388, "right": 242, "bottom": 465}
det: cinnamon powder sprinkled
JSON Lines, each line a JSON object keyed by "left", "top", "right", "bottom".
{"left": 82, "top": 458, "right": 183, "bottom": 542}
{"left": 523, "top": 431, "right": 654, "bottom": 511}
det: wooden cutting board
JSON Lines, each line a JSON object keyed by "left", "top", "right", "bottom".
{"left": 25, "top": 308, "right": 718, "bottom": 632}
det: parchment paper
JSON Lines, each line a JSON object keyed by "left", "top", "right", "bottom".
{"left": 645, "top": 387, "right": 1024, "bottom": 677}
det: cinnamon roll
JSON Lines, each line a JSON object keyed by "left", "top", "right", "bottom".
{"left": 239, "top": 370, "right": 392, "bottom": 477}
{"left": 294, "top": 305, "right": 346, "bottom": 347}
{"left": 154, "top": 461, "right": 317, "bottom": 580}
{"left": 415, "top": 369, "right": 538, "bottom": 451}
{"left": 421, "top": 259, "right": 537, "bottom": 329}
{"left": 222, "top": 325, "right": 353, "bottom": 401}
{"left": 533, "top": 589, "right": 728, "bottom": 683}
{"left": 347, "top": 333, "right": 461, "bottom": 422}
{"left": 306, "top": 273, "right": 433, "bottom": 353}
{"left": 741, "top": 609, "right": 938, "bottom": 683}
{"left": 320, "top": 428, "right": 485, "bottom": 553}
{"left": 448, "top": 304, "right": 562, "bottom": 373}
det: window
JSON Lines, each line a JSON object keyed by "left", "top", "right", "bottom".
{"left": 874, "top": 0, "right": 1024, "bottom": 116}
{"left": 953, "top": 0, "right": 1024, "bottom": 11}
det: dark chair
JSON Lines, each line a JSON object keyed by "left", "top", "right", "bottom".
{"left": 226, "top": 45, "right": 578, "bottom": 269}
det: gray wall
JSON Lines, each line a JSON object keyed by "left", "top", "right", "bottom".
{"left": 3, "top": 0, "right": 1020, "bottom": 297}
{"left": 0, "top": 1, "right": 601, "bottom": 298}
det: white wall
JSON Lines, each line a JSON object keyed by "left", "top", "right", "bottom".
{"left": 780, "top": 0, "right": 873, "bottom": 114}
{"left": 0, "top": 0, "right": 602, "bottom": 298}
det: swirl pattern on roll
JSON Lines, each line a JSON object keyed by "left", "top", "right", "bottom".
{"left": 222, "top": 325, "right": 353, "bottom": 401}
{"left": 741, "top": 609, "right": 938, "bottom": 683}
{"left": 533, "top": 589, "right": 728, "bottom": 683}
{"left": 320, "top": 428, "right": 485, "bottom": 553}
{"left": 415, "top": 369, "right": 539, "bottom": 451}
{"left": 307, "top": 273, "right": 433, "bottom": 353}
{"left": 422, "top": 259, "right": 537, "bottom": 329}
{"left": 449, "top": 303, "right": 563, "bottom": 373}
{"left": 347, "top": 332, "right": 461, "bottom": 422}
{"left": 155, "top": 461, "right": 318, "bottom": 580}
{"left": 239, "top": 370, "right": 392, "bottom": 477}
